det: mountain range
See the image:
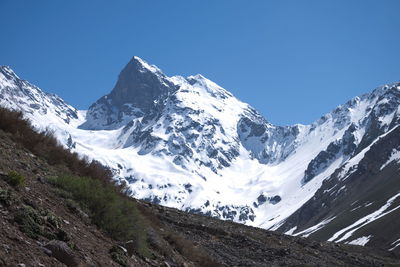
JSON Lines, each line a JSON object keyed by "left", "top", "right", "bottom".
{"left": 1, "top": 56, "right": 399, "bottom": 253}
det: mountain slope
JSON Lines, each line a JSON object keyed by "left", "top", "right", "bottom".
{"left": 1, "top": 108, "right": 398, "bottom": 266}
{"left": 277, "top": 124, "right": 400, "bottom": 251}
{"left": 1, "top": 58, "right": 400, "bottom": 253}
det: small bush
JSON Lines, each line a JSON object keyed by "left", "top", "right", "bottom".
{"left": 50, "top": 175, "right": 150, "bottom": 257}
{"left": 41, "top": 209, "right": 63, "bottom": 229}
{"left": 14, "top": 205, "right": 68, "bottom": 240}
{"left": 5, "top": 171, "right": 25, "bottom": 187}
{"left": 109, "top": 245, "right": 128, "bottom": 267}
{"left": 0, "top": 188, "right": 16, "bottom": 206}
{"left": 56, "top": 229, "right": 70, "bottom": 242}
{"left": 14, "top": 206, "right": 44, "bottom": 239}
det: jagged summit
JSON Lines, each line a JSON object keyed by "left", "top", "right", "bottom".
{"left": 80, "top": 57, "right": 176, "bottom": 130}
{"left": 108, "top": 56, "right": 175, "bottom": 109}
{"left": 131, "top": 56, "right": 163, "bottom": 73}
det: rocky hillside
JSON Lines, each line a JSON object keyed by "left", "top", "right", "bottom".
{"left": 0, "top": 108, "right": 399, "bottom": 266}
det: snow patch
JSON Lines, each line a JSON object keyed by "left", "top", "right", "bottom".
{"left": 347, "top": 235, "right": 372, "bottom": 246}
{"left": 284, "top": 226, "right": 297, "bottom": 235}
{"left": 380, "top": 149, "right": 400, "bottom": 170}
{"left": 389, "top": 238, "right": 400, "bottom": 251}
{"left": 293, "top": 217, "right": 336, "bottom": 238}
{"left": 328, "top": 192, "right": 400, "bottom": 242}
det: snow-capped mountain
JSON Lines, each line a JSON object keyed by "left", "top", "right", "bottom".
{"left": 1, "top": 58, "right": 400, "bottom": 252}
{"left": 0, "top": 66, "right": 83, "bottom": 146}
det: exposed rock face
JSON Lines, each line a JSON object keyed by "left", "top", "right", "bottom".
{"left": 81, "top": 57, "right": 177, "bottom": 130}
{"left": 238, "top": 112, "right": 300, "bottom": 164}
{"left": 109, "top": 57, "right": 175, "bottom": 111}
{"left": 303, "top": 124, "right": 357, "bottom": 184}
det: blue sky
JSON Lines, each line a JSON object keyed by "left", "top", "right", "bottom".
{"left": 1, "top": 0, "right": 399, "bottom": 125}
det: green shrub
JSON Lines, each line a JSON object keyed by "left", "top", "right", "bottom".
{"left": 56, "top": 229, "right": 70, "bottom": 242}
{"left": 14, "top": 206, "right": 44, "bottom": 239}
{"left": 109, "top": 245, "right": 128, "bottom": 267}
{"left": 41, "top": 209, "right": 63, "bottom": 229}
{"left": 50, "top": 175, "right": 150, "bottom": 257}
{"left": 0, "top": 189, "right": 16, "bottom": 206}
{"left": 14, "top": 205, "right": 68, "bottom": 240}
{"left": 5, "top": 171, "right": 25, "bottom": 187}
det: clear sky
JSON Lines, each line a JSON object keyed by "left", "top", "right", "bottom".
{"left": 1, "top": 0, "right": 399, "bottom": 125}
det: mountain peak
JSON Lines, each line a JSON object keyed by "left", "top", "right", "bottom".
{"left": 107, "top": 56, "right": 175, "bottom": 109}
{"left": 81, "top": 56, "right": 177, "bottom": 129}
{"left": 130, "top": 56, "right": 162, "bottom": 74}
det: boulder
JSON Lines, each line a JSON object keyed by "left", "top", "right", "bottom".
{"left": 44, "top": 240, "right": 79, "bottom": 267}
